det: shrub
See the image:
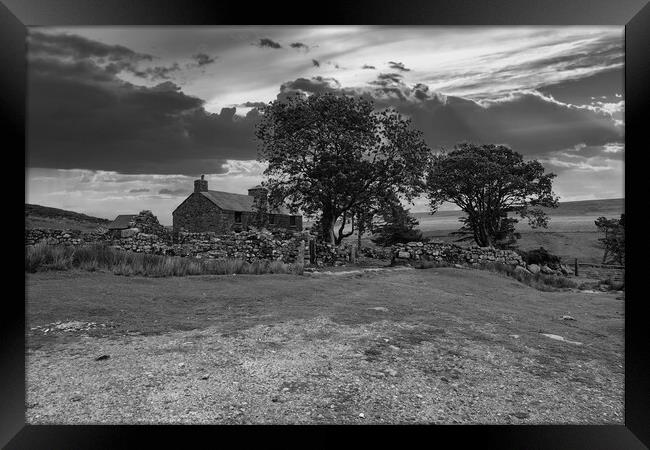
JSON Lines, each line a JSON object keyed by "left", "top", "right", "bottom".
{"left": 517, "top": 247, "right": 562, "bottom": 266}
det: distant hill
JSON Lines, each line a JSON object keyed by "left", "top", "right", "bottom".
{"left": 412, "top": 198, "right": 624, "bottom": 221}
{"left": 25, "top": 204, "right": 110, "bottom": 231}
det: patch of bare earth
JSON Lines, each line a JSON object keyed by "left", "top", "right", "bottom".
{"left": 26, "top": 269, "right": 623, "bottom": 424}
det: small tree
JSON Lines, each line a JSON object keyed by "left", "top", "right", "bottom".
{"left": 595, "top": 214, "right": 625, "bottom": 265}
{"left": 426, "top": 143, "right": 558, "bottom": 247}
{"left": 256, "top": 93, "right": 430, "bottom": 245}
{"left": 371, "top": 195, "right": 423, "bottom": 247}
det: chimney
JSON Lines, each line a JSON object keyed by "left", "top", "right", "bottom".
{"left": 194, "top": 174, "right": 208, "bottom": 193}
{"left": 248, "top": 185, "right": 268, "bottom": 209}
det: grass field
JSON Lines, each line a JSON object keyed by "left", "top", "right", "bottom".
{"left": 26, "top": 268, "right": 623, "bottom": 424}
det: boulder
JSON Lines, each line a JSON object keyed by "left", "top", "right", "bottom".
{"left": 527, "top": 264, "right": 541, "bottom": 274}
{"left": 397, "top": 251, "right": 411, "bottom": 259}
{"left": 540, "top": 265, "right": 554, "bottom": 275}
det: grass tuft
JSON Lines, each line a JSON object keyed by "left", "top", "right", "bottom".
{"left": 26, "top": 243, "right": 301, "bottom": 277}
{"left": 476, "top": 261, "right": 577, "bottom": 291}
{"left": 413, "top": 256, "right": 578, "bottom": 291}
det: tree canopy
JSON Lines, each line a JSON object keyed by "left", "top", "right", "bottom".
{"left": 255, "top": 93, "right": 430, "bottom": 244}
{"left": 425, "top": 143, "right": 558, "bottom": 247}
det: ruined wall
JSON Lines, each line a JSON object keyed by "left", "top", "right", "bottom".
{"left": 26, "top": 228, "right": 310, "bottom": 264}
{"left": 24, "top": 229, "right": 103, "bottom": 246}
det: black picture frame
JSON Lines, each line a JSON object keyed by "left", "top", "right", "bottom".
{"left": 3, "top": 0, "right": 648, "bottom": 447}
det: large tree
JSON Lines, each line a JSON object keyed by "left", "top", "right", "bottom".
{"left": 255, "top": 93, "right": 430, "bottom": 244}
{"left": 425, "top": 143, "right": 558, "bottom": 247}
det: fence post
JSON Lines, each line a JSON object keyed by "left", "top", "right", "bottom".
{"left": 309, "top": 239, "right": 316, "bottom": 265}
{"left": 574, "top": 258, "right": 579, "bottom": 276}
{"left": 350, "top": 244, "right": 357, "bottom": 264}
{"left": 298, "top": 240, "right": 305, "bottom": 265}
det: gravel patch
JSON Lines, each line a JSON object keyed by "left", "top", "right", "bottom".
{"left": 26, "top": 316, "right": 623, "bottom": 424}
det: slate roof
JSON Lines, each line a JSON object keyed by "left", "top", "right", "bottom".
{"left": 107, "top": 214, "right": 137, "bottom": 229}
{"left": 200, "top": 190, "right": 290, "bottom": 215}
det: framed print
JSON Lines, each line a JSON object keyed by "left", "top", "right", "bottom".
{"left": 3, "top": 0, "right": 648, "bottom": 447}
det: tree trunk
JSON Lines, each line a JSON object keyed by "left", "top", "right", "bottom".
{"left": 320, "top": 209, "right": 337, "bottom": 245}
{"left": 357, "top": 222, "right": 362, "bottom": 249}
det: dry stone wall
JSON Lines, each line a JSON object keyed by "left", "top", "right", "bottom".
{"left": 26, "top": 227, "right": 310, "bottom": 264}
{"left": 390, "top": 241, "right": 571, "bottom": 276}
{"left": 25, "top": 229, "right": 104, "bottom": 246}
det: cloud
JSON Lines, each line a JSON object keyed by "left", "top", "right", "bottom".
{"left": 362, "top": 64, "right": 376, "bottom": 70}
{"left": 27, "top": 32, "right": 261, "bottom": 175}
{"left": 158, "top": 188, "right": 187, "bottom": 196}
{"left": 312, "top": 59, "right": 320, "bottom": 67}
{"left": 235, "top": 101, "right": 267, "bottom": 108}
{"left": 28, "top": 31, "right": 186, "bottom": 84}
{"left": 276, "top": 75, "right": 623, "bottom": 158}
{"left": 134, "top": 62, "right": 181, "bottom": 80}
{"left": 388, "top": 61, "right": 410, "bottom": 72}
{"left": 27, "top": 30, "right": 623, "bottom": 185}
{"left": 256, "top": 38, "right": 282, "bottom": 49}
{"left": 191, "top": 53, "right": 216, "bottom": 67}
{"left": 290, "top": 42, "right": 309, "bottom": 51}
{"left": 369, "top": 73, "right": 403, "bottom": 85}
{"left": 28, "top": 31, "right": 153, "bottom": 63}
{"left": 129, "top": 188, "right": 150, "bottom": 193}
{"left": 277, "top": 76, "right": 342, "bottom": 101}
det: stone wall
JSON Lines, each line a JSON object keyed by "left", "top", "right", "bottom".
{"left": 167, "top": 230, "right": 309, "bottom": 262}
{"left": 25, "top": 229, "right": 104, "bottom": 246}
{"left": 26, "top": 227, "right": 310, "bottom": 264}
{"left": 390, "top": 241, "right": 571, "bottom": 276}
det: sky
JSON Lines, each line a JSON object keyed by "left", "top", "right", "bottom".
{"left": 25, "top": 26, "right": 624, "bottom": 225}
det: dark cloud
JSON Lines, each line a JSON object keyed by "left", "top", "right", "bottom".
{"left": 29, "top": 30, "right": 183, "bottom": 83}
{"left": 191, "top": 53, "right": 217, "bottom": 67}
{"left": 277, "top": 76, "right": 341, "bottom": 101}
{"left": 158, "top": 188, "right": 187, "bottom": 196}
{"left": 362, "top": 64, "right": 376, "bottom": 70}
{"left": 290, "top": 42, "right": 309, "bottom": 51}
{"left": 256, "top": 38, "right": 282, "bottom": 49}
{"left": 312, "top": 59, "right": 320, "bottom": 67}
{"left": 368, "top": 72, "right": 403, "bottom": 86}
{"left": 276, "top": 76, "right": 622, "bottom": 159}
{"left": 129, "top": 188, "right": 150, "bottom": 193}
{"left": 27, "top": 33, "right": 259, "bottom": 175}
{"left": 133, "top": 62, "right": 181, "bottom": 81}
{"left": 27, "top": 31, "right": 623, "bottom": 178}
{"left": 388, "top": 61, "right": 410, "bottom": 72}
{"left": 28, "top": 31, "right": 153, "bottom": 62}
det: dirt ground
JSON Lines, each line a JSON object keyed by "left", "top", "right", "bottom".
{"left": 25, "top": 268, "right": 624, "bottom": 424}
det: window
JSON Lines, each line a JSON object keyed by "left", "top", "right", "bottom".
{"left": 268, "top": 214, "right": 275, "bottom": 224}
{"left": 235, "top": 212, "right": 242, "bottom": 223}
{"left": 289, "top": 215, "right": 296, "bottom": 226}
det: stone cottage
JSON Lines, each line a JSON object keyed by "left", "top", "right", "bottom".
{"left": 172, "top": 175, "right": 303, "bottom": 233}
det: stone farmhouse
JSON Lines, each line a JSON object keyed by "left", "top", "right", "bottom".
{"left": 172, "top": 176, "right": 303, "bottom": 233}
